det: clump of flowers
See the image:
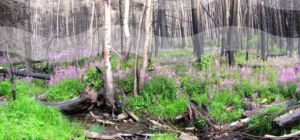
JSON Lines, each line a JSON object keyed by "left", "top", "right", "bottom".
{"left": 153, "top": 65, "right": 161, "bottom": 73}
{"left": 152, "top": 65, "right": 176, "bottom": 78}
{"left": 49, "top": 66, "right": 86, "bottom": 85}
{"left": 113, "top": 69, "right": 130, "bottom": 79}
{"left": 220, "top": 78, "right": 235, "bottom": 87}
{"left": 278, "top": 67, "right": 297, "bottom": 84}
{"left": 241, "top": 67, "right": 252, "bottom": 79}
{"left": 297, "top": 83, "right": 300, "bottom": 93}
{"left": 166, "top": 70, "right": 176, "bottom": 78}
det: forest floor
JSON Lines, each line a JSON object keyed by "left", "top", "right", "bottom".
{"left": 1, "top": 49, "right": 300, "bottom": 139}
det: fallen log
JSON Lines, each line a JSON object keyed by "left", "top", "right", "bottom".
{"left": 39, "top": 94, "right": 95, "bottom": 114}
{"left": 0, "top": 68, "right": 51, "bottom": 80}
{"left": 38, "top": 87, "right": 99, "bottom": 114}
{"left": 274, "top": 108, "right": 300, "bottom": 127}
{"left": 264, "top": 131, "right": 300, "bottom": 140}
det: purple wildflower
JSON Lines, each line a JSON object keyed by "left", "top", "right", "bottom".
{"left": 166, "top": 70, "right": 176, "bottom": 78}
{"left": 243, "top": 97, "right": 251, "bottom": 102}
{"left": 154, "top": 65, "right": 161, "bottom": 73}
{"left": 297, "top": 83, "right": 300, "bottom": 93}
{"left": 251, "top": 102, "right": 260, "bottom": 110}
{"left": 278, "top": 67, "right": 297, "bottom": 83}
{"left": 49, "top": 66, "right": 85, "bottom": 85}
{"left": 241, "top": 67, "right": 252, "bottom": 79}
{"left": 220, "top": 78, "right": 235, "bottom": 87}
{"left": 215, "top": 59, "right": 220, "bottom": 67}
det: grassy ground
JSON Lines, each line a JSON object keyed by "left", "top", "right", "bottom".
{"left": 0, "top": 79, "right": 84, "bottom": 139}
{"left": 1, "top": 47, "right": 300, "bottom": 138}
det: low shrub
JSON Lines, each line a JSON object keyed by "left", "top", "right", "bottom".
{"left": 141, "top": 76, "right": 177, "bottom": 102}
{"left": 181, "top": 75, "right": 208, "bottom": 96}
{"left": 85, "top": 68, "right": 104, "bottom": 90}
{"left": 115, "top": 74, "right": 134, "bottom": 94}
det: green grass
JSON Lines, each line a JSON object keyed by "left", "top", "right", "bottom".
{"left": 0, "top": 80, "right": 46, "bottom": 97}
{"left": 150, "top": 133, "right": 177, "bottom": 140}
{"left": 46, "top": 78, "right": 85, "bottom": 101}
{"left": 0, "top": 97, "right": 84, "bottom": 139}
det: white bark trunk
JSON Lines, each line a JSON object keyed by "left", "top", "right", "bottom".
{"left": 104, "top": 0, "right": 115, "bottom": 108}
{"left": 123, "top": 0, "right": 131, "bottom": 60}
{"left": 139, "top": 0, "right": 152, "bottom": 86}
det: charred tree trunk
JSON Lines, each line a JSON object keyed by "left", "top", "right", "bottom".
{"left": 158, "top": 0, "right": 168, "bottom": 49}
{"left": 260, "top": 1, "right": 267, "bottom": 61}
{"left": 191, "top": 0, "right": 203, "bottom": 62}
{"left": 227, "top": 0, "right": 238, "bottom": 66}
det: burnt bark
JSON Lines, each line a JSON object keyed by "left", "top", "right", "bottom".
{"left": 0, "top": 68, "right": 51, "bottom": 80}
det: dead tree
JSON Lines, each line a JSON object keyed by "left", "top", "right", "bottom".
{"left": 158, "top": 0, "right": 169, "bottom": 49}
{"left": 227, "top": 0, "right": 238, "bottom": 66}
{"left": 191, "top": 0, "right": 204, "bottom": 62}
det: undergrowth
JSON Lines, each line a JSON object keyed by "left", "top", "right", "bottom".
{"left": 0, "top": 97, "right": 83, "bottom": 139}
{"left": 46, "top": 78, "right": 84, "bottom": 101}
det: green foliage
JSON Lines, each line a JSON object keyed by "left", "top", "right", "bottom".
{"left": 0, "top": 80, "right": 45, "bottom": 97}
{"left": 248, "top": 106, "right": 283, "bottom": 135}
{"left": 234, "top": 80, "right": 256, "bottom": 98}
{"left": 0, "top": 97, "right": 83, "bottom": 139}
{"left": 181, "top": 75, "right": 208, "bottom": 96}
{"left": 115, "top": 74, "right": 134, "bottom": 94}
{"left": 197, "top": 54, "right": 213, "bottom": 70}
{"left": 85, "top": 68, "right": 104, "bottom": 90}
{"left": 150, "top": 133, "right": 177, "bottom": 140}
{"left": 127, "top": 76, "right": 188, "bottom": 119}
{"left": 47, "top": 78, "right": 84, "bottom": 101}
{"left": 141, "top": 76, "right": 177, "bottom": 102}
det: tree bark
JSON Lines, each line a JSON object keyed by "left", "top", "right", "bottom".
{"left": 122, "top": 0, "right": 132, "bottom": 60}
{"left": 158, "top": 0, "right": 168, "bottom": 49}
{"left": 104, "top": 0, "right": 115, "bottom": 108}
{"left": 227, "top": 0, "right": 238, "bottom": 66}
{"left": 139, "top": 0, "right": 152, "bottom": 86}
{"left": 260, "top": 1, "right": 267, "bottom": 61}
{"left": 191, "top": 0, "right": 204, "bottom": 62}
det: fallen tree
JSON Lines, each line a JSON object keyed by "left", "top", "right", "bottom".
{"left": 274, "top": 107, "right": 300, "bottom": 127}
{"left": 264, "top": 130, "right": 300, "bottom": 140}
{"left": 38, "top": 87, "right": 99, "bottom": 114}
{"left": 0, "top": 68, "right": 51, "bottom": 80}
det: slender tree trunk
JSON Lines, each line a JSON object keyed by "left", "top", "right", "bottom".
{"left": 25, "top": 1, "right": 32, "bottom": 74}
{"left": 227, "top": 0, "right": 238, "bottom": 66}
{"left": 139, "top": 0, "right": 152, "bottom": 87}
{"left": 191, "top": 0, "right": 203, "bottom": 62}
{"left": 104, "top": 0, "right": 115, "bottom": 108}
{"left": 134, "top": 1, "right": 147, "bottom": 95}
{"left": 123, "top": 0, "right": 132, "bottom": 60}
{"left": 180, "top": 0, "right": 187, "bottom": 47}
{"left": 221, "top": 0, "right": 227, "bottom": 57}
{"left": 158, "top": 0, "right": 168, "bottom": 48}
{"left": 119, "top": 0, "right": 124, "bottom": 54}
